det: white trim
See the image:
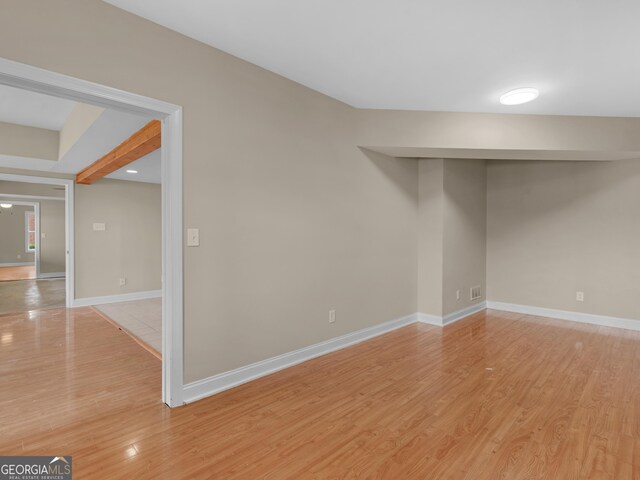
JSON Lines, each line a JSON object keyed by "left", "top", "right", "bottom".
{"left": 34, "top": 203, "right": 40, "bottom": 278}
{"left": 38, "top": 272, "right": 66, "bottom": 279}
{"left": 417, "top": 301, "right": 487, "bottom": 327}
{"left": 0, "top": 57, "right": 179, "bottom": 117}
{"left": 183, "top": 313, "right": 418, "bottom": 404}
{"left": 0, "top": 262, "right": 33, "bottom": 267}
{"left": 0, "top": 193, "right": 64, "bottom": 201}
{"left": 161, "top": 106, "right": 184, "bottom": 407}
{"left": 25, "top": 209, "right": 36, "bottom": 253}
{"left": 0, "top": 57, "right": 184, "bottom": 407}
{"left": 443, "top": 301, "right": 487, "bottom": 325}
{"left": 416, "top": 312, "right": 443, "bottom": 326}
{"left": 73, "top": 289, "right": 162, "bottom": 307}
{"left": 486, "top": 301, "right": 640, "bottom": 332}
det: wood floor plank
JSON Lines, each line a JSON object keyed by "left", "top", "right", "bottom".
{"left": 0, "top": 265, "right": 35, "bottom": 281}
{"left": 1, "top": 307, "right": 640, "bottom": 478}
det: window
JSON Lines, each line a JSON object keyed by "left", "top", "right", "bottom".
{"left": 25, "top": 210, "right": 36, "bottom": 253}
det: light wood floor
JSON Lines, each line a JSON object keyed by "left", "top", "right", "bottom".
{"left": 0, "top": 277, "right": 65, "bottom": 315}
{"left": 1, "top": 307, "right": 639, "bottom": 479}
{"left": 0, "top": 265, "right": 36, "bottom": 281}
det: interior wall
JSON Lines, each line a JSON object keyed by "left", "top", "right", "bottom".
{"left": 356, "top": 109, "right": 640, "bottom": 156}
{"left": 75, "top": 179, "right": 161, "bottom": 299}
{"left": 417, "top": 158, "right": 487, "bottom": 317}
{"left": 0, "top": 121, "right": 59, "bottom": 160}
{"left": 6, "top": 0, "right": 639, "bottom": 385}
{"left": 0, "top": 205, "right": 34, "bottom": 264}
{"left": 0, "top": 181, "right": 66, "bottom": 197}
{"left": 58, "top": 103, "right": 105, "bottom": 160}
{"left": 39, "top": 200, "right": 66, "bottom": 274}
{"left": 442, "top": 159, "right": 487, "bottom": 315}
{"left": 417, "top": 159, "right": 444, "bottom": 316}
{"left": 0, "top": 0, "right": 420, "bottom": 382}
{"left": 487, "top": 159, "right": 640, "bottom": 321}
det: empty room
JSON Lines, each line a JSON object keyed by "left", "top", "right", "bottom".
{"left": 0, "top": 1, "right": 639, "bottom": 479}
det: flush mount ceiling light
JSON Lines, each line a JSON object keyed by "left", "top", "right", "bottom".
{"left": 126, "top": 169, "right": 138, "bottom": 174}
{"left": 500, "top": 87, "right": 539, "bottom": 105}
{"left": 0, "top": 203, "right": 12, "bottom": 208}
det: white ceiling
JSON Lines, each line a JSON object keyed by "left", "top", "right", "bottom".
{"left": 106, "top": 149, "right": 161, "bottom": 184}
{"left": 0, "top": 84, "right": 76, "bottom": 130}
{"left": 104, "top": 0, "right": 640, "bottom": 117}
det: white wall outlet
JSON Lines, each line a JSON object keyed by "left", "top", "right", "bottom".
{"left": 119, "top": 278, "right": 126, "bottom": 286}
{"left": 187, "top": 228, "right": 200, "bottom": 247}
{"left": 41, "top": 233, "right": 46, "bottom": 239}
{"left": 93, "top": 222, "right": 106, "bottom": 231}
{"left": 576, "top": 291, "right": 584, "bottom": 302}
{"left": 329, "top": 310, "right": 336, "bottom": 323}
{"left": 16, "top": 254, "right": 21, "bottom": 260}
{"left": 456, "top": 289, "right": 461, "bottom": 301}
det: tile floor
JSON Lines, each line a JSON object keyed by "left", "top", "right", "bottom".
{"left": 95, "top": 297, "right": 162, "bottom": 354}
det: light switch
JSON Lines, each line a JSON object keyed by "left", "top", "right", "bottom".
{"left": 187, "top": 228, "right": 200, "bottom": 247}
{"left": 41, "top": 233, "right": 46, "bottom": 239}
{"left": 93, "top": 223, "right": 106, "bottom": 231}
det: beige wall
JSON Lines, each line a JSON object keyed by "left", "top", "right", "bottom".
{"left": 442, "top": 159, "right": 486, "bottom": 315}
{"left": 487, "top": 159, "right": 640, "bottom": 321}
{"left": 0, "top": 121, "right": 59, "bottom": 160}
{"left": 417, "top": 159, "right": 487, "bottom": 317}
{"left": 3, "top": 0, "right": 638, "bottom": 386}
{"left": 0, "top": 180, "right": 65, "bottom": 197}
{"left": 0, "top": 0, "right": 419, "bottom": 382}
{"left": 0, "top": 205, "right": 34, "bottom": 264}
{"left": 417, "top": 159, "right": 444, "bottom": 316}
{"left": 58, "top": 103, "right": 105, "bottom": 160}
{"left": 75, "top": 179, "right": 161, "bottom": 299}
{"left": 356, "top": 109, "right": 640, "bottom": 160}
{"left": 39, "top": 200, "right": 66, "bottom": 274}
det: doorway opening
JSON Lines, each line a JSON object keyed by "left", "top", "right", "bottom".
{"left": 0, "top": 57, "right": 184, "bottom": 407}
{"left": 0, "top": 196, "right": 67, "bottom": 312}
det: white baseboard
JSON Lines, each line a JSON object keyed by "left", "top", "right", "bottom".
{"left": 0, "top": 262, "right": 33, "bottom": 267}
{"left": 73, "top": 289, "right": 161, "bottom": 307}
{"left": 183, "top": 300, "right": 640, "bottom": 406}
{"left": 183, "top": 313, "right": 418, "bottom": 404}
{"left": 416, "top": 312, "right": 443, "bottom": 326}
{"left": 417, "top": 301, "right": 487, "bottom": 327}
{"left": 38, "top": 272, "right": 65, "bottom": 279}
{"left": 486, "top": 301, "right": 640, "bottom": 332}
{"left": 443, "top": 302, "right": 487, "bottom": 325}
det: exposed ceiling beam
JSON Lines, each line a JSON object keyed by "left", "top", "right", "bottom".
{"left": 76, "top": 119, "right": 161, "bottom": 185}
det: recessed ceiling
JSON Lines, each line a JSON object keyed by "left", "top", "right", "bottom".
{"left": 0, "top": 84, "right": 76, "bottom": 130}
{"left": 104, "top": 0, "right": 640, "bottom": 117}
{"left": 0, "top": 96, "right": 161, "bottom": 183}
{"left": 59, "top": 109, "right": 161, "bottom": 184}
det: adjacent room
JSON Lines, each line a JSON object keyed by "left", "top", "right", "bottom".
{"left": 0, "top": 86, "right": 163, "bottom": 370}
{"left": 0, "top": 181, "right": 66, "bottom": 314}
{"left": 1, "top": 0, "right": 639, "bottom": 478}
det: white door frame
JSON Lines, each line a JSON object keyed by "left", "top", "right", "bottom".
{"left": 0, "top": 57, "right": 184, "bottom": 407}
